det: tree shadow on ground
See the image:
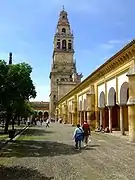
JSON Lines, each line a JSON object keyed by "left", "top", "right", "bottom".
{"left": 0, "top": 140, "right": 84, "bottom": 157}
{"left": 22, "top": 128, "right": 54, "bottom": 136}
{"left": 0, "top": 165, "right": 54, "bottom": 180}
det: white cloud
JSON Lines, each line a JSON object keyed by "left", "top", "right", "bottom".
{"left": 100, "top": 43, "right": 114, "bottom": 50}
{"left": 108, "top": 40, "right": 124, "bottom": 44}
{"left": 100, "top": 39, "right": 129, "bottom": 51}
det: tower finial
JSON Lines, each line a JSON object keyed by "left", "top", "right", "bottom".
{"left": 62, "top": 5, "right": 65, "bottom": 10}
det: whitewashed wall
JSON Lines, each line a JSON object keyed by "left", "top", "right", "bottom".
{"left": 98, "top": 72, "right": 129, "bottom": 106}
{"left": 106, "top": 78, "right": 116, "bottom": 104}
{"left": 98, "top": 83, "right": 105, "bottom": 106}
{"left": 68, "top": 101, "right": 72, "bottom": 112}
{"left": 82, "top": 94, "right": 86, "bottom": 110}
{"left": 117, "top": 72, "right": 128, "bottom": 103}
{"left": 78, "top": 94, "right": 87, "bottom": 110}
{"left": 78, "top": 96, "right": 82, "bottom": 103}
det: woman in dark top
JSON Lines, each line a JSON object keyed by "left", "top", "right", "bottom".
{"left": 82, "top": 120, "right": 91, "bottom": 146}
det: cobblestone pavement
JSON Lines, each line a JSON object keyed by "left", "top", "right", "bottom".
{"left": 0, "top": 123, "right": 135, "bottom": 180}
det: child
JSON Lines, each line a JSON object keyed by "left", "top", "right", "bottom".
{"left": 73, "top": 124, "right": 84, "bottom": 150}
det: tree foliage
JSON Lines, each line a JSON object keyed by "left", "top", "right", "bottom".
{"left": 0, "top": 60, "right": 37, "bottom": 132}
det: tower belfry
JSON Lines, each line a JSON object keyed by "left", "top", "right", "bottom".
{"left": 49, "top": 8, "right": 82, "bottom": 118}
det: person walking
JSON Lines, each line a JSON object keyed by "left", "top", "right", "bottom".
{"left": 82, "top": 120, "right": 91, "bottom": 147}
{"left": 73, "top": 124, "right": 84, "bottom": 150}
{"left": 46, "top": 118, "right": 50, "bottom": 128}
{"left": 27, "top": 117, "right": 30, "bottom": 126}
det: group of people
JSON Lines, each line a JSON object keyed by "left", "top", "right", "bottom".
{"left": 95, "top": 125, "right": 110, "bottom": 133}
{"left": 26, "top": 117, "right": 51, "bottom": 128}
{"left": 73, "top": 120, "right": 91, "bottom": 150}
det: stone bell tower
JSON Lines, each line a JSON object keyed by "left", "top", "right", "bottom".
{"left": 49, "top": 7, "right": 82, "bottom": 118}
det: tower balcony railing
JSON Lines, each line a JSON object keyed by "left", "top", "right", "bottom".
{"left": 55, "top": 33, "right": 73, "bottom": 37}
{"left": 54, "top": 48, "right": 74, "bottom": 53}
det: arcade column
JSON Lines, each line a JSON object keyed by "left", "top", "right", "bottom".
{"left": 79, "top": 111, "right": 82, "bottom": 125}
{"left": 87, "top": 111, "right": 90, "bottom": 125}
{"left": 127, "top": 67, "right": 135, "bottom": 142}
{"left": 72, "top": 99, "right": 77, "bottom": 126}
{"left": 99, "top": 109, "right": 103, "bottom": 126}
{"left": 108, "top": 106, "right": 112, "bottom": 133}
{"left": 119, "top": 105, "right": 125, "bottom": 135}
{"left": 64, "top": 104, "right": 68, "bottom": 124}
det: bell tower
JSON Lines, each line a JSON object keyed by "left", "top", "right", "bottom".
{"left": 53, "top": 6, "right": 74, "bottom": 64}
{"left": 49, "top": 7, "right": 82, "bottom": 118}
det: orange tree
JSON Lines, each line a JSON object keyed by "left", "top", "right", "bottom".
{"left": 0, "top": 60, "right": 36, "bottom": 133}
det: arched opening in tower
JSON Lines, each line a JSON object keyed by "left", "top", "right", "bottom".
{"left": 68, "top": 40, "right": 72, "bottom": 50}
{"left": 57, "top": 39, "right": 60, "bottom": 49}
{"left": 57, "top": 42, "right": 60, "bottom": 49}
{"left": 62, "top": 28, "right": 66, "bottom": 33}
{"left": 62, "top": 39, "right": 67, "bottom": 50}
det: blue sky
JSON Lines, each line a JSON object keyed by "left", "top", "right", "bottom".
{"left": 0, "top": 0, "right": 135, "bottom": 101}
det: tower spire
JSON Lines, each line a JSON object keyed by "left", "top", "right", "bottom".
{"left": 57, "top": 7, "right": 70, "bottom": 29}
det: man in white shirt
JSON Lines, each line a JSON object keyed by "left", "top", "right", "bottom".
{"left": 46, "top": 118, "right": 50, "bottom": 127}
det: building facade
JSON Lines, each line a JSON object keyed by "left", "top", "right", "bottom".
{"left": 30, "top": 101, "right": 49, "bottom": 114}
{"left": 56, "top": 40, "right": 135, "bottom": 143}
{"left": 49, "top": 8, "right": 82, "bottom": 118}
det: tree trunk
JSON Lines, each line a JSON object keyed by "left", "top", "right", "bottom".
{"left": 4, "top": 110, "right": 12, "bottom": 134}
{"left": 4, "top": 117, "right": 10, "bottom": 134}
{"left": 12, "top": 117, "right": 15, "bottom": 130}
{"left": 18, "top": 116, "right": 20, "bottom": 126}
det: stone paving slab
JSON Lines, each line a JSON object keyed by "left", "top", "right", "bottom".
{"left": 0, "top": 123, "right": 135, "bottom": 180}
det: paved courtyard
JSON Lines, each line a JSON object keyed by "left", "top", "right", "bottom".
{"left": 0, "top": 123, "right": 135, "bottom": 180}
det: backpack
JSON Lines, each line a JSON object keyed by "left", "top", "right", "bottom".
{"left": 77, "top": 128, "right": 84, "bottom": 141}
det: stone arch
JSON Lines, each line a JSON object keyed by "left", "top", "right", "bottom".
{"left": 120, "top": 82, "right": 129, "bottom": 131}
{"left": 57, "top": 41, "right": 60, "bottom": 49}
{"left": 62, "top": 39, "right": 67, "bottom": 50}
{"left": 120, "top": 82, "right": 129, "bottom": 105}
{"left": 38, "top": 111, "right": 43, "bottom": 118}
{"left": 108, "top": 87, "right": 120, "bottom": 130}
{"left": 44, "top": 111, "right": 49, "bottom": 118}
{"left": 108, "top": 87, "right": 116, "bottom": 106}
{"left": 68, "top": 40, "right": 72, "bottom": 50}
{"left": 62, "top": 28, "right": 66, "bottom": 33}
{"left": 99, "top": 91, "right": 105, "bottom": 108}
